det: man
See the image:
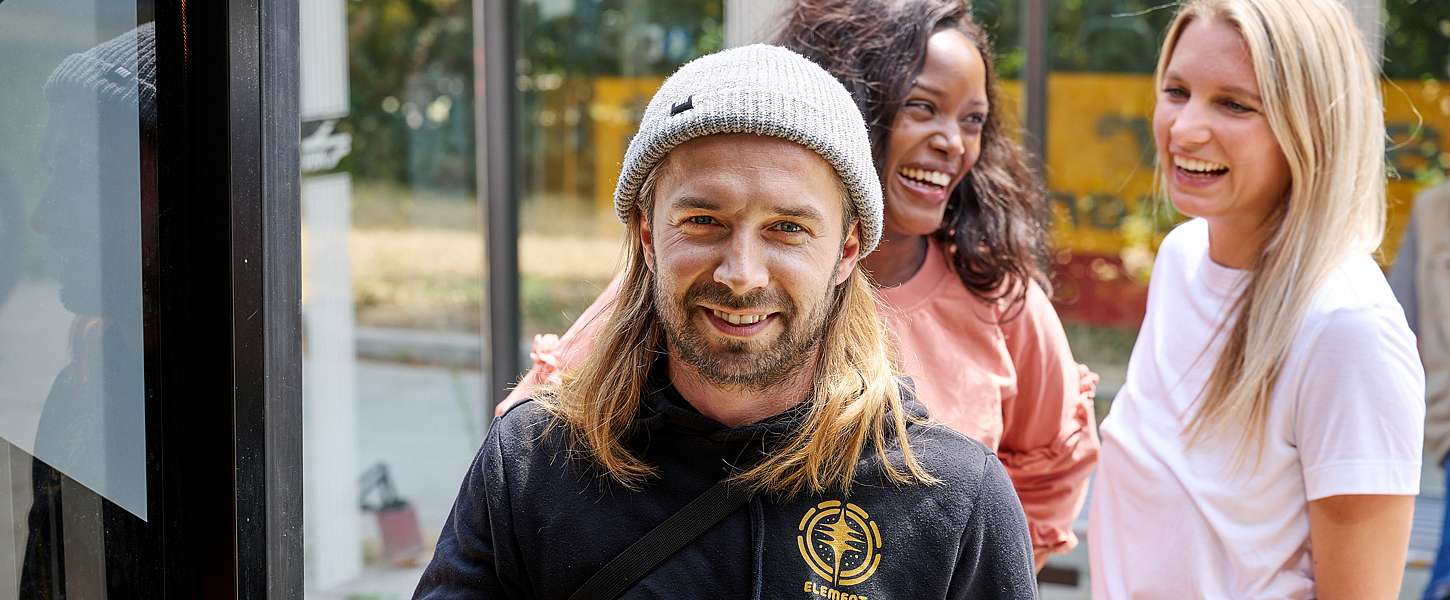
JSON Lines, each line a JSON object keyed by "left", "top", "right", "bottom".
{"left": 414, "top": 45, "right": 1036, "bottom": 599}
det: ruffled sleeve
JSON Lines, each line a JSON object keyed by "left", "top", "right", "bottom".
{"left": 995, "top": 280, "right": 1100, "bottom": 567}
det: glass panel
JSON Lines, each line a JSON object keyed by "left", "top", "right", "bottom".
{"left": 516, "top": 0, "right": 724, "bottom": 347}
{"left": 299, "top": 0, "right": 487, "bottom": 594}
{"left": 0, "top": 0, "right": 148, "bottom": 522}
{"left": 0, "top": 0, "right": 157, "bottom": 596}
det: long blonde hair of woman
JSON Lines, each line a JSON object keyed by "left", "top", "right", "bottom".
{"left": 1160, "top": 0, "right": 1387, "bottom": 459}
{"left": 536, "top": 162, "right": 937, "bottom": 497}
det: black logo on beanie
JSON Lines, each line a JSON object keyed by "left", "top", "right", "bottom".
{"left": 670, "top": 95, "right": 693, "bottom": 116}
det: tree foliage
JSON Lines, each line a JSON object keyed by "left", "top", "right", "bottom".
{"left": 975, "top": 0, "right": 1450, "bottom": 79}
{"left": 1383, "top": 0, "right": 1450, "bottom": 80}
{"left": 345, "top": 0, "right": 477, "bottom": 190}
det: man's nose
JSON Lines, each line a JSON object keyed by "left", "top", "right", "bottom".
{"left": 713, "top": 234, "right": 769, "bottom": 296}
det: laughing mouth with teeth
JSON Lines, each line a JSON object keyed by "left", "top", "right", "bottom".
{"left": 899, "top": 166, "right": 952, "bottom": 188}
{"left": 1173, "top": 155, "right": 1230, "bottom": 177}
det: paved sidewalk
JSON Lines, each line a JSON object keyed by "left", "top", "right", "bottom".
{"left": 308, "top": 359, "right": 485, "bottom": 600}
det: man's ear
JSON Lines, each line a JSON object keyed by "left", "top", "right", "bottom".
{"left": 639, "top": 207, "right": 657, "bottom": 274}
{"left": 833, "top": 219, "right": 863, "bottom": 285}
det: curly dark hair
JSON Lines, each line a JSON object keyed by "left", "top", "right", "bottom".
{"left": 772, "top": 0, "right": 1051, "bottom": 314}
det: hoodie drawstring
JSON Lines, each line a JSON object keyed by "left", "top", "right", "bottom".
{"left": 748, "top": 495, "right": 765, "bottom": 600}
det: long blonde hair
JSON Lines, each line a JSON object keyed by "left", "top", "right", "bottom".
{"left": 1158, "top": 0, "right": 1387, "bottom": 456}
{"left": 537, "top": 166, "right": 937, "bottom": 497}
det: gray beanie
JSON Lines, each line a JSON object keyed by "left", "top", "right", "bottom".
{"left": 44, "top": 22, "right": 157, "bottom": 130}
{"left": 613, "top": 44, "right": 884, "bottom": 254}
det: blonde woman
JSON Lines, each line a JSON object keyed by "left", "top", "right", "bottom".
{"left": 1088, "top": 0, "right": 1425, "bottom": 597}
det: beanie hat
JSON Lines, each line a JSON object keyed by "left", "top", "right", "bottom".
{"left": 44, "top": 22, "right": 157, "bottom": 131}
{"left": 613, "top": 44, "right": 884, "bottom": 254}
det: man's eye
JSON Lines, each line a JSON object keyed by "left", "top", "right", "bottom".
{"left": 775, "top": 222, "right": 805, "bottom": 233}
{"left": 686, "top": 216, "right": 715, "bottom": 226}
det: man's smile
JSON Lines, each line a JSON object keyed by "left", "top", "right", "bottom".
{"left": 700, "top": 305, "right": 779, "bottom": 337}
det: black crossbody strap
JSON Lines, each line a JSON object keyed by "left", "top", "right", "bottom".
{"left": 568, "top": 479, "right": 753, "bottom": 600}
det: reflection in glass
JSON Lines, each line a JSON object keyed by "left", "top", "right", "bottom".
{"left": 24, "top": 23, "right": 152, "bottom": 520}
{"left": 0, "top": 1, "right": 156, "bottom": 596}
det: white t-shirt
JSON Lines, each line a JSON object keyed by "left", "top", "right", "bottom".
{"left": 1089, "top": 218, "right": 1425, "bottom": 599}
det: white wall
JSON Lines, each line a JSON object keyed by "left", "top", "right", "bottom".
{"left": 724, "top": 0, "right": 790, "bottom": 47}
{"left": 1342, "top": 0, "right": 1385, "bottom": 61}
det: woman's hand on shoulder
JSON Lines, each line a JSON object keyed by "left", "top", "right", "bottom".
{"left": 1077, "top": 363, "right": 1099, "bottom": 401}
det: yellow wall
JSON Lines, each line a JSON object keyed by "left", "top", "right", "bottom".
{"left": 592, "top": 77, "right": 666, "bottom": 221}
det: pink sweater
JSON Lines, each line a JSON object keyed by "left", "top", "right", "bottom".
{"left": 505, "top": 237, "right": 1099, "bottom": 563}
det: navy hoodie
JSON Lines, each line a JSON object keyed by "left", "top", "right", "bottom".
{"left": 415, "top": 370, "right": 1038, "bottom": 599}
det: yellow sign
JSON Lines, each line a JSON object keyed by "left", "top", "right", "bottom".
{"left": 797, "top": 500, "right": 883, "bottom": 587}
{"left": 593, "top": 77, "right": 665, "bottom": 222}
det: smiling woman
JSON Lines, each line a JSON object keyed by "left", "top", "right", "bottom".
{"left": 1153, "top": 17, "right": 1291, "bottom": 269}
{"left": 1089, "top": 1, "right": 1425, "bottom": 598}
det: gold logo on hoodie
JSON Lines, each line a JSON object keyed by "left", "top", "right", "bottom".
{"left": 797, "top": 500, "right": 882, "bottom": 586}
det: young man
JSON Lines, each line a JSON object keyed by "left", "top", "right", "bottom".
{"left": 414, "top": 45, "right": 1036, "bottom": 599}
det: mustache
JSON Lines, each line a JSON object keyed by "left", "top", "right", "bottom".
{"left": 682, "top": 281, "right": 790, "bottom": 314}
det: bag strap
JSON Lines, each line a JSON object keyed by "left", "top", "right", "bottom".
{"left": 568, "top": 479, "right": 752, "bottom": 600}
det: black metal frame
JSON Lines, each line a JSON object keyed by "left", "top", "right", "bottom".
{"left": 481, "top": 0, "right": 520, "bottom": 413}
{"left": 1021, "top": 0, "right": 1048, "bottom": 177}
{"left": 229, "top": 0, "right": 303, "bottom": 595}
{"left": 151, "top": 0, "right": 301, "bottom": 595}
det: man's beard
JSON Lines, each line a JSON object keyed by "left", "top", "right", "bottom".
{"left": 655, "top": 277, "right": 837, "bottom": 391}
